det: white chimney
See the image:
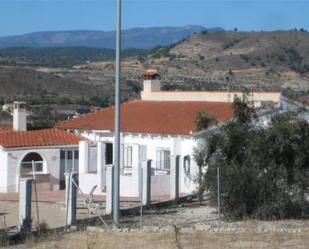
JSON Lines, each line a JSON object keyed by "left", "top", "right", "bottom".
{"left": 13, "top": 101, "right": 27, "bottom": 131}
{"left": 141, "top": 69, "right": 161, "bottom": 100}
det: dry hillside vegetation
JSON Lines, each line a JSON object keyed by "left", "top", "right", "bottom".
{"left": 158, "top": 31, "right": 309, "bottom": 91}
{"left": 89, "top": 31, "right": 309, "bottom": 92}
{"left": 1, "top": 31, "right": 309, "bottom": 102}
{"left": 0, "top": 31, "right": 308, "bottom": 126}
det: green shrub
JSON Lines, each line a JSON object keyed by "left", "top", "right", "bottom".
{"left": 195, "top": 98, "right": 309, "bottom": 220}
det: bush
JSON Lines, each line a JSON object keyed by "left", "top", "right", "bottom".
{"left": 195, "top": 98, "right": 309, "bottom": 220}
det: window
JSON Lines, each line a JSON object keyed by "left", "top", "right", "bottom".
{"left": 60, "top": 150, "right": 79, "bottom": 173}
{"left": 183, "top": 155, "right": 191, "bottom": 175}
{"left": 156, "top": 149, "right": 171, "bottom": 170}
{"left": 124, "top": 145, "right": 132, "bottom": 168}
{"left": 20, "top": 152, "right": 44, "bottom": 175}
{"left": 121, "top": 145, "right": 133, "bottom": 176}
{"left": 105, "top": 143, "right": 113, "bottom": 165}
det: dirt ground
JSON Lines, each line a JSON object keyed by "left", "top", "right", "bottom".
{"left": 0, "top": 191, "right": 142, "bottom": 230}
{"left": 4, "top": 203, "right": 309, "bottom": 249}
{"left": 7, "top": 230, "right": 309, "bottom": 249}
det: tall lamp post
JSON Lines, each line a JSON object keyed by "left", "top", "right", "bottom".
{"left": 113, "top": 0, "right": 121, "bottom": 228}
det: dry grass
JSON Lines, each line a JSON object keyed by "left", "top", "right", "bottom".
{"left": 9, "top": 230, "right": 309, "bottom": 249}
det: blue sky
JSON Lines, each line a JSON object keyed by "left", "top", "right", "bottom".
{"left": 0, "top": 0, "right": 308, "bottom": 37}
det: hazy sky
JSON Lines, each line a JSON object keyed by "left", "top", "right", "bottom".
{"left": 0, "top": 0, "right": 308, "bottom": 37}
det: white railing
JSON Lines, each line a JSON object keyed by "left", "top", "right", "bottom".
{"left": 120, "top": 166, "right": 133, "bottom": 176}
{"left": 20, "top": 161, "right": 43, "bottom": 175}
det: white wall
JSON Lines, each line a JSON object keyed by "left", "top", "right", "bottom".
{"left": 0, "top": 146, "right": 83, "bottom": 193}
{"left": 78, "top": 173, "right": 98, "bottom": 194}
{"left": 151, "top": 175, "right": 170, "bottom": 197}
{"left": 141, "top": 89, "right": 281, "bottom": 108}
{"left": 79, "top": 132, "right": 199, "bottom": 197}
{"left": 5, "top": 148, "right": 61, "bottom": 192}
{"left": 0, "top": 149, "right": 8, "bottom": 192}
{"left": 120, "top": 175, "right": 139, "bottom": 197}
{"left": 78, "top": 141, "right": 109, "bottom": 195}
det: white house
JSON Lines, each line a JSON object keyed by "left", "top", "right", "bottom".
{"left": 57, "top": 70, "right": 282, "bottom": 197}
{"left": 0, "top": 102, "right": 83, "bottom": 193}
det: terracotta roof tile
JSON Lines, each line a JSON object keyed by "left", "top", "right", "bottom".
{"left": 57, "top": 100, "right": 234, "bottom": 135}
{"left": 0, "top": 128, "right": 83, "bottom": 148}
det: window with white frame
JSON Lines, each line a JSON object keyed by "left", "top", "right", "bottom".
{"left": 20, "top": 152, "right": 44, "bottom": 175}
{"left": 121, "top": 145, "right": 133, "bottom": 175}
{"left": 124, "top": 145, "right": 132, "bottom": 168}
{"left": 156, "top": 149, "right": 171, "bottom": 170}
{"left": 60, "top": 150, "right": 79, "bottom": 173}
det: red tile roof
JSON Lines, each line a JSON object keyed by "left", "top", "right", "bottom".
{"left": 57, "top": 100, "right": 234, "bottom": 135}
{"left": 0, "top": 128, "right": 83, "bottom": 148}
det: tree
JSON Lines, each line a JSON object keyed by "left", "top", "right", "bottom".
{"left": 194, "top": 98, "right": 309, "bottom": 219}
{"left": 194, "top": 111, "right": 216, "bottom": 202}
{"left": 194, "top": 111, "right": 215, "bottom": 131}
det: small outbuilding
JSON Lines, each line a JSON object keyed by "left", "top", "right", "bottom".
{"left": 0, "top": 102, "right": 83, "bottom": 193}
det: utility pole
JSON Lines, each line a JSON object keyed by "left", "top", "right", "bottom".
{"left": 113, "top": 0, "right": 121, "bottom": 228}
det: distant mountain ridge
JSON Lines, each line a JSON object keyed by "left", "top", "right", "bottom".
{"left": 0, "top": 26, "right": 224, "bottom": 49}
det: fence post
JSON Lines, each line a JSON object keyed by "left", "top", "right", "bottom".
{"left": 19, "top": 178, "right": 32, "bottom": 232}
{"left": 142, "top": 160, "right": 151, "bottom": 206}
{"left": 170, "top": 155, "right": 180, "bottom": 202}
{"left": 106, "top": 166, "right": 114, "bottom": 215}
{"left": 217, "top": 167, "right": 220, "bottom": 230}
{"left": 79, "top": 141, "right": 89, "bottom": 174}
{"left": 97, "top": 142, "right": 106, "bottom": 192}
{"left": 139, "top": 165, "right": 143, "bottom": 229}
{"left": 65, "top": 172, "right": 77, "bottom": 227}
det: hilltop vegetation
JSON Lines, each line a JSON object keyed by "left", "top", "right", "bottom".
{"left": 133, "top": 30, "right": 309, "bottom": 92}
{"left": 0, "top": 47, "right": 144, "bottom": 67}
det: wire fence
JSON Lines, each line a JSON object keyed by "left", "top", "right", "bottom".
{"left": 0, "top": 157, "right": 201, "bottom": 233}
{"left": 2, "top": 157, "right": 309, "bottom": 238}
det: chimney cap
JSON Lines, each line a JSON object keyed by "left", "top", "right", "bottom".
{"left": 13, "top": 101, "right": 26, "bottom": 109}
{"left": 144, "top": 69, "right": 161, "bottom": 80}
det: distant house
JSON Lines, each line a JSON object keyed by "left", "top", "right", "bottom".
{"left": 0, "top": 102, "right": 83, "bottom": 193}
{"left": 56, "top": 70, "right": 282, "bottom": 197}
{"left": 75, "top": 107, "right": 91, "bottom": 117}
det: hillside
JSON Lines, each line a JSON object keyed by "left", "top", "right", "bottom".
{"left": 0, "top": 64, "right": 141, "bottom": 128}
{"left": 0, "top": 30, "right": 309, "bottom": 127}
{"left": 0, "top": 26, "right": 223, "bottom": 49}
{"left": 0, "top": 47, "right": 144, "bottom": 67}
{"left": 129, "top": 31, "right": 309, "bottom": 92}
{"left": 1, "top": 31, "right": 308, "bottom": 100}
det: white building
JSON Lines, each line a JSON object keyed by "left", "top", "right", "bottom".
{"left": 0, "top": 102, "right": 83, "bottom": 192}
{"left": 57, "top": 70, "right": 282, "bottom": 197}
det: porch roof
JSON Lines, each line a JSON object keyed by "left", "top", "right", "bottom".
{"left": 0, "top": 128, "right": 83, "bottom": 148}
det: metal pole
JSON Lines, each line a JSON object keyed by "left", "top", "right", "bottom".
{"left": 139, "top": 166, "right": 143, "bottom": 229}
{"left": 31, "top": 160, "right": 40, "bottom": 230}
{"left": 64, "top": 168, "right": 71, "bottom": 231}
{"left": 19, "top": 178, "right": 32, "bottom": 232}
{"left": 113, "top": 0, "right": 122, "bottom": 228}
{"left": 217, "top": 167, "right": 220, "bottom": 230}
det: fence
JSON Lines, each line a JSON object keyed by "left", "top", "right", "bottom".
{"left": 0, "top": 155, "right": 184, "bottom": 234}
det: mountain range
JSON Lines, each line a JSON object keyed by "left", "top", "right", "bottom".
{"left": 0, "top": 26, "right": 224, "bottom": 49}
